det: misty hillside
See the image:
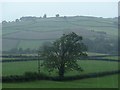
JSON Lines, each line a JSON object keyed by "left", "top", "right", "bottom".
{"left": 2, "top": 16, "right": 118, "bottom": 54}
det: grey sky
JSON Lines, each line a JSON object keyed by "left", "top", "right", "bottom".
{"left": 2, "top": 2, "right": 118, "bottom": 21}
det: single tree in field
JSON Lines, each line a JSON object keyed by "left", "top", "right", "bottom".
{"left": 39, "top": 32, "right": 87, "bottom": 78}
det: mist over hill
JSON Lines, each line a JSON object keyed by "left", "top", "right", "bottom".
{"left": 2, "top": 16, "right": 118, "bottom": 55}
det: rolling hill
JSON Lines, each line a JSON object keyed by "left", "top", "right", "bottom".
{"left": 2, "top": 16, "right": 118, "bottom": 54}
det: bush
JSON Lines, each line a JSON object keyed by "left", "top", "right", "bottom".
{"left": 2, "top": 72, "right": 49, "bottom": 82}
{"left": 24, "top": 72, "right": 38, "bottom": 81}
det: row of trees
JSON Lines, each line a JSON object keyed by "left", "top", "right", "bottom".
{"left": 83, "top": 37, "right": 118, "bottom": 54}
{"left": 3, "top": 36, "right": 118, "bottom": 55}
{"left": 2, "top": 14, "right": 60, "bottom": 24}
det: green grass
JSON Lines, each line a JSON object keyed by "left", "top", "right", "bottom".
{"left": 3, "top": 74, "right": 119, "bottom": 88}
{"left": 2, "top": 59, "right": 119, "bottom": 88}
{"left": 2, "top": 16, "right": 118, "bottom": 50}
{"left": 2, "top": 16, "right": 118, "bottom": 88}
{"left": 3, "top": 16, "right": 117, "bottom": 35}
{"left": 2, "top": 60, "right": 119, "bottom": 76}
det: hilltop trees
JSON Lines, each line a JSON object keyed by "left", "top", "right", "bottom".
{"left": 56, "top": 14, "right": 60, "bottom": 17}
{"left": 39, "top": 32, "right": 87, "bottom": 78}
{"left": 15, "top": 19, "right": 19, "bottom": 22}
{"left": 2, "top": 20, "right": 7, "bottom": 24}
{"left": 43, "top": 14, "right": 47, "bottom": 18}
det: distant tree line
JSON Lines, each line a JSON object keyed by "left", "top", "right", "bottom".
{"left": 83, "top": 36, "right": 118, "bottom": 55}
{"left": 2, "top": 14, "right": 61, "bottom": 23}
{"left": 2, "top": 39, "right": 118, "bottom": 55}
{"left": 2, "top": 36, "right": 118, "bottom": 55}
{"left": 2, "top": 48, "right": 38, "bottom": 54}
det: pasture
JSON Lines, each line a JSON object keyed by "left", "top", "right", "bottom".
{"left": 2, "top": 16, "right": 118, "bottom": 51}
{"left": 2, "top": 15, "right": 118, "bottom": 88}
{"left": 2, "top": 55, "right": 119, "bottom": 88}
{"left": 3, "top": 16, "right": 117, "bottom": 36}
{"left": 2, "top": 60, "right": 119, "bottom": 76}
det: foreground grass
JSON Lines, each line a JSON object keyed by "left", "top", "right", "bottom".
{"left": 2, "top": 60, "right": 119, "bottom": 76}
{"left": 2, "top": 59, "right": 119, "bottom": 88}
{"left": 3, "top": 74, "right": 118, "bottom": 88}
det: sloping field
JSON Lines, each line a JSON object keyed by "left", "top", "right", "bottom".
{"left": 2, "top": 16, "right": 117, "bottom": 35}
{"left": 2, "top": 16, "right": 118, "bottom": 51}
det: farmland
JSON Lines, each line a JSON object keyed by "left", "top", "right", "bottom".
{"left": 2, "top": 16, "right": 119, "bottom": 88}
{"left": 2, "top": 16, "right": 117, "bottom": 36}
{"left": 2, "top": 59, "right": 119, "bottom": 88}
{"left": 2, "top": 60, "right": 119, "bottom": 76}
{"left": 2, "top": 16, "right": 118, "bottom": 55}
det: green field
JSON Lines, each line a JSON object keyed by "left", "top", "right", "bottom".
{"left": 3, "top": 60, "right": 119, "bottom": 76}
{"left": 2, "top": 7, "right": 119, "bottom": 89}
{"left": 2, "top": 16, "right": 118, "bottom": 51}
{"left": 3, "top": 16, "right": 117, "bottom": 36}
{"left": 3, "top": 74, "right": 119, "bottom": 88}
{"left": 2, "top": 59, "right": 119, "bottom": 88}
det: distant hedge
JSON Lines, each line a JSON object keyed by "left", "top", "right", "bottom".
{"left": 2, "top": 70, "right": 120, "bottom": 83}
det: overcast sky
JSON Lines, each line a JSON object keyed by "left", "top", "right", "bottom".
{"left": 1, "top": 2, "right": 118, "bottom": 21}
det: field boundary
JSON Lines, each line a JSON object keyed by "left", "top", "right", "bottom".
{"left": 2, "top": 70, "right": 120, "bottom": 83}
{"left": 1, "top": 55, "right": 119, "bottom": 63}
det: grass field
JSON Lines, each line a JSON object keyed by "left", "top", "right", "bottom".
{"left": 2, "top": 16, "right": 118, "bottom": 51}
{"left": 3, "top": 74, "right": 119, "bottom": 88}
{"left": 2, "top": 60, "right": 119, "bottom": 76}
{"left": 3, "top": 16, "right": 117, "bottom": 36}
{"left": 2, "top": 15, "right": 118, "bottom": 88}
{"left": 2, "top": 59, "right": 119, "bottom": 88}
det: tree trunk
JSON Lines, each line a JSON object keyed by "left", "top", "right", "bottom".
{"left": 59, "top": 64, "right": 65, "bottom": 78}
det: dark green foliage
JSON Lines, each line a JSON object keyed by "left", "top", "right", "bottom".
{"left": 2, "top": 72, "right": 49, "bottom": 82}
{"left": 40, "top": 32, "right": 87, "bottom": 78}
{"left": 24, "top": 72, "right": 39, "bottom": 81}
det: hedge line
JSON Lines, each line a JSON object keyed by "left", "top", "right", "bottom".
{"left": 2, "top": 70, "right": 120, "bottom": 83}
